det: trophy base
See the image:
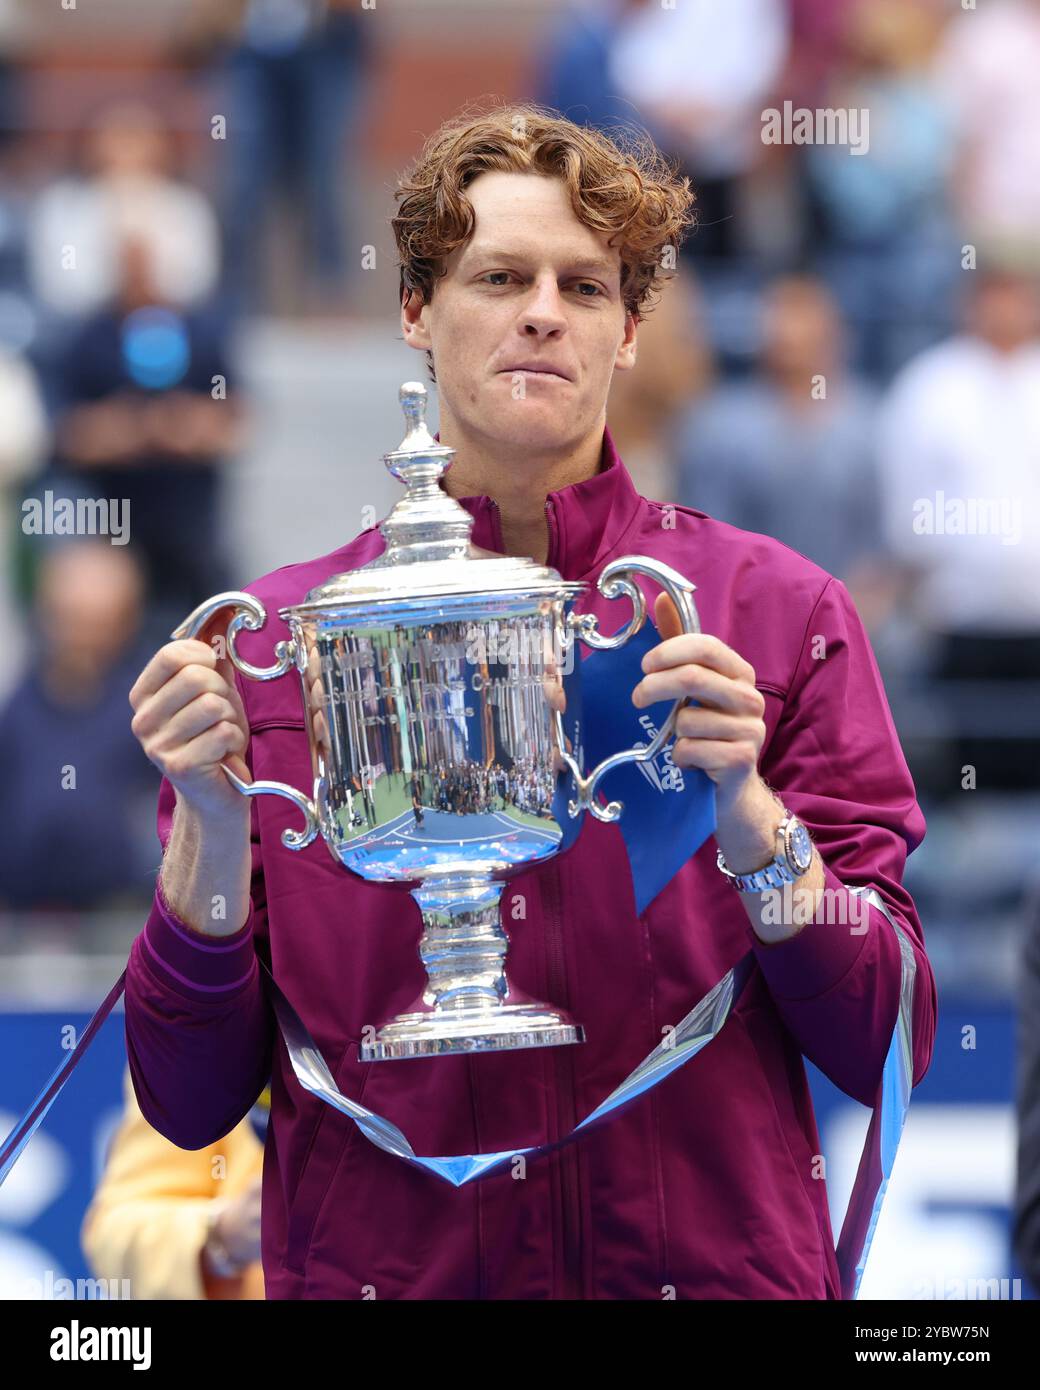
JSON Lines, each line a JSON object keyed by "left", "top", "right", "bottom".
{"left": 359, "top": 1000, "right": 585, "bottom": 1062}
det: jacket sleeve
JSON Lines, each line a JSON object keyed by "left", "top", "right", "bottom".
{"left": 750, "top": 575, "right": 938, "bottom": 1107}
{"left": 123, "top": 763, "right": 275, "bottom": 1150}
{"left": 81, "top": 1068, "right": 264, "bottom": 1299}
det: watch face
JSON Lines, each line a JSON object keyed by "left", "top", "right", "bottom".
{"left": 787, "top": 820, "right": 814, "bottom": 874}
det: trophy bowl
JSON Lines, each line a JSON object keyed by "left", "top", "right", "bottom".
{"left": 172, "top": 382, "right": 700, "bottom": 1061}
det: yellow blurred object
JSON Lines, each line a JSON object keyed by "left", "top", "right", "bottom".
{"left": 81, "top": 1068, "right": 265, "bottom": 1300}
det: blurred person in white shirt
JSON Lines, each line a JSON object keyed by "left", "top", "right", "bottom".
{"left": 0, "top": 344, "right": 46, "bottom": 703}
{"left": 607, "top": 0, "right": 789, "bottom": 263}
{"left": 26, "top": 100, "right": 221, "bottom": 322}
{"left": 934, "top": 0, "right": 1040, "bottom": 261}
{"left": 876, "top": 266, "right": 1040, "bottom": 649}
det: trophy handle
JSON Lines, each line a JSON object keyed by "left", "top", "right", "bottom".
{"left": 560, "top": 556, "right": 700, "bottom": 824}
{"left": 170, "top": 591, "right": 319, "bottom": 851}
{"left": 171, "top": 591, "right": 296, "bottom": 682}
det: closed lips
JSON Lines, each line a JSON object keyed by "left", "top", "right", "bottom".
{"left": 500, "top": 365, "right": 570, "bottom": 380}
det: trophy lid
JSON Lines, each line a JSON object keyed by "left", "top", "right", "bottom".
{"left": 286, "top": 381, "right": 583, "bottom": 617}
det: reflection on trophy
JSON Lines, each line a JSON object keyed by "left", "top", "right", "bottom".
{"left": 173, "top": 382, "right": 700, "bottom": 1061}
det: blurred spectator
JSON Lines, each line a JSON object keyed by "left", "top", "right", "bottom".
{"left": 606, "top": 272, "right": 710, "bottom": 502}
{"left": 537, "top": 0, "right": 655, "bottom": 139}
{"left": 0, "top": 344, "right": 46, "bottom": 704}
{"left": 26, "top": 100, "right": 221, "bottom": 323}
{"left": 877, "top": 268, "right": 1040, "bottom": 639}
{"left": 875, "top": 268, "right": 1040, "bottom": 786}
{"left": 783, "top": 0, "right": 859, "bottom": 108}
{"left": 935, "top": 0, "right": 1040, "bottom": 265}
{"left": 0, "top": 540, "right": 159, "bottom": 911}
{"left": 0, "top": 0, "right": 31, "bottom": 155}
{"left": 82, "top": 1068, "right": 265, "bottom": 1301}
{"left": 44, "top": 232, "right": 245, "bottom": 634}
{"left": 674, "top": 275, "right": 883, "bottom": 590}
{"left": 0, "top": 1, "right": 34, "bottom": 351}
{"left": 180, "top": 0, "right": 372, "bottom": 314}
{"left": 607, "top": 0, "right": 789, "bottom": 264}
{"left": 802, "top": 0, "right": 958, "bottom": 381}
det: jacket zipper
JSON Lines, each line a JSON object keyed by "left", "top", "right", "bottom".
{"left": 488, "top": 498, "right": 504, "bottom": 552}
{"left": 542, "top": 491, "right": 581, "bottom": 1295}
{"left": 544, "top": 497, "right": 559, "bottom": 569}
{"left": 496, "top": 488, "right": 581, "bottom": 1294}
{"left": 542, "top": 859, "right": 583, "bottom": 1298}
{"left": 486, "top": 496, "right": 558, "bottom": 568}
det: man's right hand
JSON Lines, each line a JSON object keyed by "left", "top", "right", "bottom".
{"left": 129, "top": 623, "right": 251, "bottom": 820}
{"left": 129, "top": 614, "right": 254, "bottom": 936}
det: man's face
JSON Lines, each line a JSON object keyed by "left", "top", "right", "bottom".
{"left": 401, "top": 171, "right": 638, "bottom": 454}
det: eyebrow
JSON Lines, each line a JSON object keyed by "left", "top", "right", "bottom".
{"left": 460, "top": 245, "right": 619, "bottom": 279}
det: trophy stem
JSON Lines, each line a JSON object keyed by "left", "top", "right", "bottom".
{"left": 415, "top": 876, "right": 509, "bottom": 1012}
{"left": 358, "top": 872, "right": 585, "bottom": 1062}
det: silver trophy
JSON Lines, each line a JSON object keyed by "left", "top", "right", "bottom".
{"left": 172, "top": 382, "right": 700, "bottom": 1061}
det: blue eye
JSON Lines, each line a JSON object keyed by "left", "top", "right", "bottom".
{"left": 574, "top": 282, "right": 602, "bottom": 297}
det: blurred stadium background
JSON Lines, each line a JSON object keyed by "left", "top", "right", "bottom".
{"left": 0, "top": 0, "right": 1037, "bottom": 1300}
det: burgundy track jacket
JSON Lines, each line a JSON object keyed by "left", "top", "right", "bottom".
{"left": 124, "top": 426, "right": 937, "bottom": 1298}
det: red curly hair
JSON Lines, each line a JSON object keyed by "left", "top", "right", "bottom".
{"left": 391, "top": 101, "right": 696, "bottom": 380}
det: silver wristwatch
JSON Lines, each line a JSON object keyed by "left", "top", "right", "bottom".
{"left": 716, "top": 811, "right": 814, "bottom": 893}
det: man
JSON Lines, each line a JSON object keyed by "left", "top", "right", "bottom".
{"left": 675, "top": 276, "right": 883, "bottom": 593}
{"left": 125, "top": 104, "right": 936, "bottom": 1299}
{"left": 876, "top": 265, "right": 1040, "bottom": 789}
{"left": 49, "top": 231, "right": 244, "bottom": 638}
{"left": 0, "top": 541, "right": 159, "bottom": 912}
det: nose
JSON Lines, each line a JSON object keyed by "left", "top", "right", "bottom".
{"left": 519, "top": 275, "right": 567, "bottom": 338}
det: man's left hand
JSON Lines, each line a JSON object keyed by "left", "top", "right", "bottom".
{"left": 633, "top": 592, "right": 801, "bottom": 889}
{"left": 633, "top": 592, "right": 767, "bottom": 805}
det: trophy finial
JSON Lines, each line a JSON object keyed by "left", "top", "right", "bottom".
{"left": 379, "top": 379, "right": 470, "bottom": 561}
{"left": 397, "top": 381, "right": 436, "bottom": 454}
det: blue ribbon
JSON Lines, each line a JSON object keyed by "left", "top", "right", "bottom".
{"left": 574, "top": 618, "right": 717, "bottom": 912}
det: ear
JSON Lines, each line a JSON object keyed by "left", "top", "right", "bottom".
{"left": 614, "top": 310, "right": 638, "bottom": 372}
{"left": 401, "top": 288, "right": 432, "bottom": 353}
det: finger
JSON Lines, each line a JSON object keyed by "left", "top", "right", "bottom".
{"left": 634, "top": 665, "right": 760, "bottom": 714}
{"left": 674, "top": 706, "right": 762, "bottom": 742}
{"left": 306, "top": 639, "right": 322, "bottom": 683}
{"left": 132, "top": 663, "right": 232, "bottom": 736}
{"left": 152, "top": 720, "right": 249, "bottom": 782}
{"left": 143, "top": 691, "right": 244, "bottom": 754}
{"left": 219, "top": 662, "right": 249, "bottom": 731}
{"left": 543, "top": 675, "right": 566, "bottom": 714}
{"left": 224, "top": 751, "right": 253, "bottom": 785}
{"left": 670, "top": 736, "right": 761, "bottom": 779}
{"left": 642, "top": 629, "right": 754, "bottom": 684}
{"left": 129, "top": 637, "right": 217, "bottom": 708}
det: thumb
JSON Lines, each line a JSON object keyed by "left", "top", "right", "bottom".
{"left": 653, "top": 589, "right": 684, "bottom": 641}
{"left": 223, "top": 752, "right": 253, "bottom": 786}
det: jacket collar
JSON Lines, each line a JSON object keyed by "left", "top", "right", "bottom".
{"left": 436, "top": 425, "right": 645, "bottom": 581}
